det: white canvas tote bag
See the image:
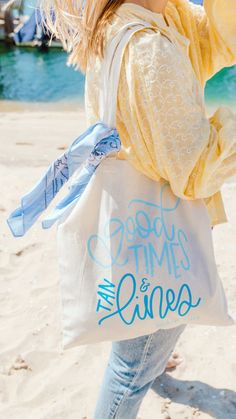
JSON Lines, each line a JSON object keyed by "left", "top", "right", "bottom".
{"left": 56, "top": 23, "right": 233, "bottom": 350}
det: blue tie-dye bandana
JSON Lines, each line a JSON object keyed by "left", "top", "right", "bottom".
{"left": 7, "top": 123, "right": 121, "bottom": 237}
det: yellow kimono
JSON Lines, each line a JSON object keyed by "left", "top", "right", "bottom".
{"left": 85, "top": 0, "right": 236, "bottom": 226}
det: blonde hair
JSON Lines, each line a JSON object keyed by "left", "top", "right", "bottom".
{"left": 40, "top": 0, "right": 125, "bottom": 71}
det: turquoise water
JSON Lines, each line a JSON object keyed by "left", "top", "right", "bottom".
{"left": 0, "top": 44, "right": 235, "bottom": 105}
{"left": 205, "top": 65, "right": 236, "bottom": 106}
{"left": 0, "top": 45, "right": 85, "bottom": 102}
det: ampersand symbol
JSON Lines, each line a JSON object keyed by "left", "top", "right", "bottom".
{"left": 140, "top": 278, "right": 151, "bottom": 293}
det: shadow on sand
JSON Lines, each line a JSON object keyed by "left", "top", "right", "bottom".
{"left": 151, "top": 374, "right": 236, "bottom": 419}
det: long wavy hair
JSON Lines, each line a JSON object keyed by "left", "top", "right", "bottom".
{"left": 40, "top": 0, "right": 125, "bottom": 71}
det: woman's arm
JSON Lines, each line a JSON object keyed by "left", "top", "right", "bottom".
{"left": 186, "top": 0, "right": 236, "bottom": 80}
{"left": 121, "top": 30, "right": 236, "bottom": 200}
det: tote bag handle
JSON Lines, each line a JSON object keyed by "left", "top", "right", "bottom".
{"left": 99, "top": 22, "right": 152, "bottom": 128}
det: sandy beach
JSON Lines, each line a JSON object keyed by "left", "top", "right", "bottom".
{"left": 0, "top": 101, "right": 236, "bottom": 419}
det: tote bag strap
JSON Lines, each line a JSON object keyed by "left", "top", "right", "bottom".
{"left": 99, "top": 22, "right": 152, "bottom": 127}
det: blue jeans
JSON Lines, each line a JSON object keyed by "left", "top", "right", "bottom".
{"left": 94, "top": 325, "right": 186, "bottom": 418}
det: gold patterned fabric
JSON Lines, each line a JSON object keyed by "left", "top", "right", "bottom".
{"left": 85, "top": 0, "right": 236, "bottom": 225}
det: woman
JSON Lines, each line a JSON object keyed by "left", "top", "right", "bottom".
{"left": 42, "top": 0, "right": 236, "bottom": 417}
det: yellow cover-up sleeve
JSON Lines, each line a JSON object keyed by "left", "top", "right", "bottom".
{"left": 186, "top": 0, "right": 236, "bottom": 81}
{"left": 118, "top": 30, "right": 236, "bottom": 201}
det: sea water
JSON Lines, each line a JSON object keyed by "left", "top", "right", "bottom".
{"left": 0, "top": 45, "right": 85, "bottom": 102}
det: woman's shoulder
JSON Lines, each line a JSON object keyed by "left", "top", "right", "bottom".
{"left": 106, "top": 17, "right": 175, "bottom": 63}
{"left": 122, "top": 27, "right": 180, "bottom": 79}
{"left": 128, "top": 26, "right": 173, "bottom": 54}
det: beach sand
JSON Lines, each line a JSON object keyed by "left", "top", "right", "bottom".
{"left": 0, "top": 102, "right": 236, "bottom": 419}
